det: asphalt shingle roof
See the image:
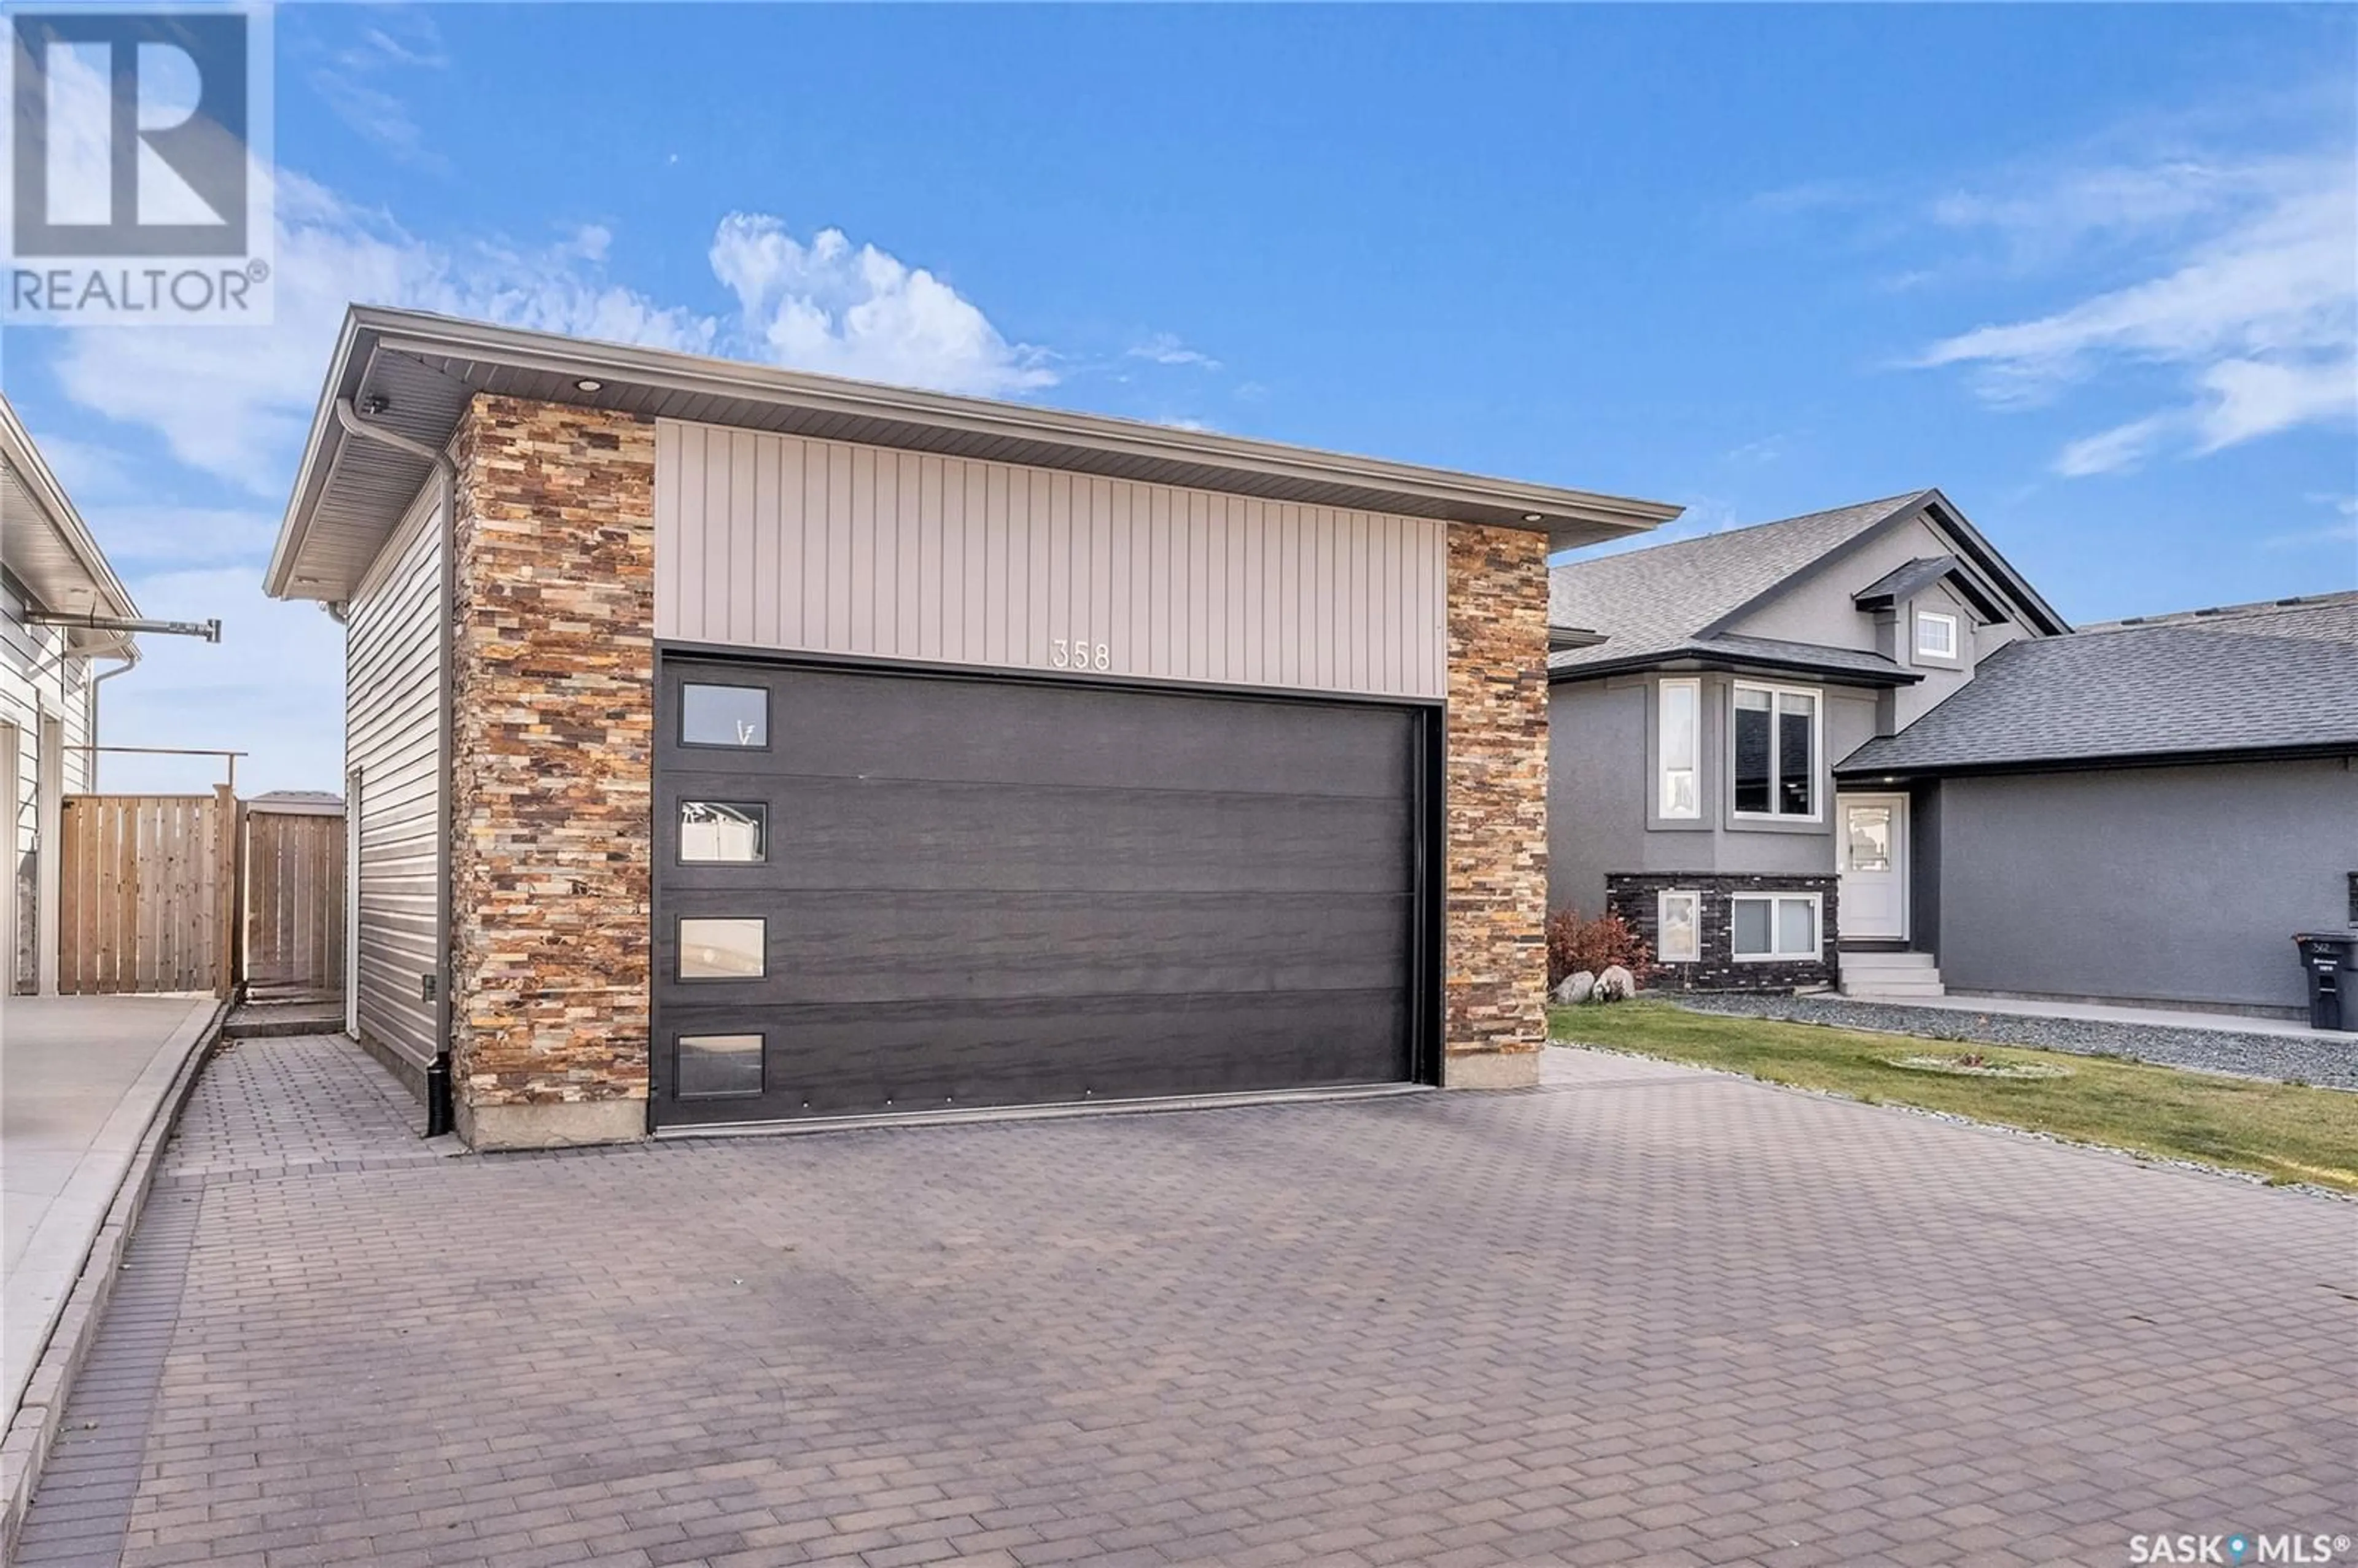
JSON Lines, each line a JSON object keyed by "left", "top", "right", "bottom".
{"left": 1838, "top": 594, "right": 2358, "bottom": 776}
{"left": 1548, "top": 492, "right": 1931, "bottom": 675}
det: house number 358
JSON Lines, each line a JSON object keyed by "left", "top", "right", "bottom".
{"left": 1051, "top": 637, "right": 1111, "bottom": 672}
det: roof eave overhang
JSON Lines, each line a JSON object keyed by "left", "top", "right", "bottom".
{"left": 1549, "top": 650, "right": 1921, "bottom": 688}
{"left": 267, "top": 306, "right": 1686, "bottom": 601}
{"left": 1835, "top": 740, "right": 2358, "bottom": 783}
{"left": 1, "top": 398, "right": 140, "bottom": 658}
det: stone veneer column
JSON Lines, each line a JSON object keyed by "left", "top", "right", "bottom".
{"left": 1442, "top": 522, "right": 1551, "bottom": 1087}
{"left": 448, "top": 394, "right": 657, "bottom": 1149}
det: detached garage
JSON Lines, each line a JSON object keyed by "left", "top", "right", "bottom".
{"left": 266, "top": 306, "right": 1679, "bottom": 1149}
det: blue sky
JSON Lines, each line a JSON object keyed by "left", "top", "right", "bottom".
{"left": 8, "top": 3, "right": 2355, "bottom": 793}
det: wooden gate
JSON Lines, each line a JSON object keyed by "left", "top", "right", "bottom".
{"left": 241, "top": 802, "right": 346, "bottom": 1003}
{"left": 57, "top": 788, "right": 233, "bottom": 995}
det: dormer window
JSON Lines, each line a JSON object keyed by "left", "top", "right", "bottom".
{"left": 1915, "top": 609, "right": 1959, "bottom": 661}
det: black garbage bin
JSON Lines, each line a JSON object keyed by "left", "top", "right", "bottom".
{"left": 2292, "top": 933, "right": 2358, "bottom": 1032}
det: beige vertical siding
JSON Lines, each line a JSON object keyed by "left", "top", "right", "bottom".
{"left": 655, "top": 419, "right": 1447, "bottom": 700}
{"left": 344, "top": 481, "right": 443, "bottom": 1072}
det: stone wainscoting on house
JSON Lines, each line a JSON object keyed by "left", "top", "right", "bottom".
{"left": 1606, "top": 872, "right": 1840, "bottom": 993}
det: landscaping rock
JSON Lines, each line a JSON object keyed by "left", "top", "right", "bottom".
{"left": 1554, "top": 971, "right": 1595, "bottom": 1004}
{"left": 1593, "top": 965, "right": 1636, "bottom": 1003}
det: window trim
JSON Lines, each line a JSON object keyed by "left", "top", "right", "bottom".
{"left": 1729, "top": 680, "right": 1824, "bottom": 825}
{"left": 1657, "top": 678, "right": 1702, "bottom": 821}
{"left": 677, "top": 800, "right": 769, "bottom": 865}
{"left": 1656, "top": 889, "right": 1702, "bottom": 963}
{"left": 678, "top": 681, "right": 773, "bottom": 751}
{"left": 1914, "top": 608, "right": 1961, "bottom": 662}
{"left": 1729, "top": 892, "right": 1823, "bottom": 962}
{"left": 675, "top": 915, "right": 769, "bottom": 982}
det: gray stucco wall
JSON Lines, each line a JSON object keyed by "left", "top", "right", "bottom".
{"left": 1549, "top": 671, "right": 1878, "bottom": 915}
{"left": 1932, "top": 756, "right": 2358, "bottom": 1011}
{"left": 1547, "top": 678, "right": 1645, "bottom": 918}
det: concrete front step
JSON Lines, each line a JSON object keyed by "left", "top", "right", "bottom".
{"left": 1840, "top": 951, "right": 1945, "bottom": 997}
{"left": 1840, "top": 950, "right": 1938, "bottom": 969}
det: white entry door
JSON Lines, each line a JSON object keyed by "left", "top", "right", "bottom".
{"left": 1839, "top": 793, "right": 1909, "bottom": 941}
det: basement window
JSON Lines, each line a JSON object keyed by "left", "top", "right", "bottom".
{"left": 677, "top": 917, "right": 766, "bottom": 980}
{"left": 681, "top": 683, "right": 769, "bottom": 748}
{"left": 1656, "top": 890, "right": 1701, "bottom": 963}
{"left": 679, "top": 801, "right": 766, "bottom": 864}
{"left": 676, "top": 1033, "right": 763, "bottom": 1098}
{"left": 1730, "top": 894, "right": 1819, "bottom": 961}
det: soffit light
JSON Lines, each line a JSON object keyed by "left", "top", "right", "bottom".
{"left": 574, "top": 378, "right": 604, "bottom": 392}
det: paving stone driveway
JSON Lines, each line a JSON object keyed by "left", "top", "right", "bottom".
{"left": 15, "top": 1037, "right": 2354, "bottom": 1568}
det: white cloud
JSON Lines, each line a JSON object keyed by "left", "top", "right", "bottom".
{"left": 708, "top": 214, "right": 1055, "bottom": 398}
{"left": 1129, "top": 333, "right": 1220, "bottom": 370}
{"left": 1915, "top": 152, "right": 2356, "bottom": 474}
{"left": 50, "top": 188, "right": 1060, "bottom": 499}
{"left": 49, "top": 173, "right": 718, "bottom": 495}
{"left": 306, "top": 12, "right": 449, "bottom": 167}
{"left": 41, "top": 183, "right": 1065, "bottom": 794}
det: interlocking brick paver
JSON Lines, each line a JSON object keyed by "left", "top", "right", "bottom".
{"left": 14, "top": 1034, "right": 2354, "bottom": 1567}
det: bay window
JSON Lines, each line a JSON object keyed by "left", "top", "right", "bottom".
{"left": 1732, "top": 683, "right": 1819, "bottom": 819}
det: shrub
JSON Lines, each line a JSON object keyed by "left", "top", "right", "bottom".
{"left": 1546, "top": 907, "right": 1656, "bottom": 990}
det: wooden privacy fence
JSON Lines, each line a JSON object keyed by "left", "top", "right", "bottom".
{"left": 56, "top": 789, "right": 347, "bottom": 1000}
{"left": 58, "top": 789, "right": 232, "bottom": 995}
{"left": 241, "top": 802, "right": 346, "bottom": 1003}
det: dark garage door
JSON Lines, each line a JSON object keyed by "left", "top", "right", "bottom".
{"left": 653, "top": 657, "right": 1431, "bottom": 1127}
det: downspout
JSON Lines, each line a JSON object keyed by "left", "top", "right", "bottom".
{"left": 88, "top": 651, "right": 139, "bottom": 791}
{"left": 332, "top": 398, "right": 457, "bottom": 1138}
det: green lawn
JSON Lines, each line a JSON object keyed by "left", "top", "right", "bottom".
{"left": 1549, "top": 999, "right": 2358, "bottom": 1194}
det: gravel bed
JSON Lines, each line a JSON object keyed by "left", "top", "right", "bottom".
{"left": 1672, "top": 992, "right": 2358, "bottom": 1090}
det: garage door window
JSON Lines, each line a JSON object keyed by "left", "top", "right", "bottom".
{"left": 680, "top": 801, "right": 765, "bottom": 863}
{"left": 676, "top": 1033, "right": 763, "bottom": 1098}
{"left": 678, "top": 917, "right": 766, "bottom": 979}
{"left": 681, "top": 683, "right": 769, "bottom": 748}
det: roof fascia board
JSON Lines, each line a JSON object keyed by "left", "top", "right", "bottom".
{"left": 265, "top": 309, "right": 372, "bottom": 597}
{"left": 1549, "top": 648, "right": 1921, "bottom": 688}
{"left": 271, "top": 306, "right": 1684, "bottom": 597}
{"left": 1912, "top": 490, "right": 2070, "bottom": 635}
{"left": 366, "top": 311, "right": 1684, "bottom": 532}
{"left": 1837, "top": 740, "right": 2358, "bottom": 782}
{"left": 0, "top": 397, "right": 141, "bottom": 633}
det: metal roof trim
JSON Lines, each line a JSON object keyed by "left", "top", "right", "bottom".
{"left": 268, "top": 306, "right": 1685, "bottom": 599}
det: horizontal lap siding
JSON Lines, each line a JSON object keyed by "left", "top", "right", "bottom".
{"left": 344, "top": 483, "right": 443, "bottom": 1069}
{"left": 654, "top": 419, "right": 1446, "bottom": 701}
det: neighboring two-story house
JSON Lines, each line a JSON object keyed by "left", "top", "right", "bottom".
{"left": 1547, "top": 488, "right": 2358, "bottom": 1017}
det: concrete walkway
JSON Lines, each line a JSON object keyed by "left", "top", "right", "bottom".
{"left": 1, "top": 994, "right": 218, "bottom": 1426}
{"left": 1909, "top": 992, "right": 2340, "bottom": 1040}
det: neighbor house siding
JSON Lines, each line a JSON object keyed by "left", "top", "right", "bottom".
{"left": 654, "top": 419, "right": 1449, "bottom": 701}
{"left": 1933, "top": 757, "right": 2358, "bottom": 1012}
{"left": 344, "top": 479, "right": 446, "bottom": 1077}
{"left": 2, "top": 580, "right": 96, "bottom": 992}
